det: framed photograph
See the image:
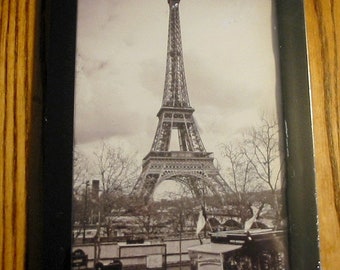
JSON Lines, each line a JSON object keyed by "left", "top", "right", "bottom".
{"left": 38, "top": 0, "right": 320, "bottom": 269}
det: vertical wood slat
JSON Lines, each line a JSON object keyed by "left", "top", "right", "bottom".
{"left": 305, "top": 0, "right": 340, "bottom": 269}
{"left": 0, "top": 0, "right": 38, "bottom": 269}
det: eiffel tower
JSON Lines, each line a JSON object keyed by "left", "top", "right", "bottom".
{"left": 132, "top": 0, "right": 227, "bottom": 201}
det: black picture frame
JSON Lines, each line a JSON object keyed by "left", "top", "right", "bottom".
{"left": 276, "top": 2, "right": 320, "bottom": 269}
{"left": 30, "top": 0, "right": 320, "bottom": 269}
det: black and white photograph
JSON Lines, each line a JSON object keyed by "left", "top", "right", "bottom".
{"left": 72, "top": 0, "right": 289, "bottom": 269}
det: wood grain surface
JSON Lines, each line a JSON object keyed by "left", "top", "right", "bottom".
{"left": 305, "top": 0, "right": 340, "bottom": 268}
{"left": 0, "top": 0, "right": 38, "bottom": 269}
{"left": 0, "top": 0, "right": 339, "bottom": 269}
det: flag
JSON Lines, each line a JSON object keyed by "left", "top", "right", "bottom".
{"left": 244, "top": 205, "right": 260, "bottom": 231}
{"left": 196, "top": 209, "right": 206, "bottom": 235}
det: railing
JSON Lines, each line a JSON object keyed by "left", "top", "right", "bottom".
{"left": 143, "top": 151, "right": 213, "bottom": 160}
{"left": 72, "top": 237, "right": 207, "bottom": 269}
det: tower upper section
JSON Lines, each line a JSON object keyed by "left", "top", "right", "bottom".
{"left": 162, "top": 0, "right": 190, "bottom": 109}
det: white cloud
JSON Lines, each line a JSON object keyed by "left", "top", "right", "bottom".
{"left": 74, "top": 0, "right": 280, "bottom": 170}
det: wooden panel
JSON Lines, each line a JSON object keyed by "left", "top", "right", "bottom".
{"left": 0, "top": 0, "right": 339, "bottom": 269}
{"left": 304, "top": 0, "right": 340, "bottom": 269}
{"left": 0, "top": 0, "right": 39, "bottom": 269}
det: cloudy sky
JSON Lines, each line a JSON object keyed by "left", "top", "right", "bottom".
{"left": 74, "top": 0, "right": 280, "bottom": 194}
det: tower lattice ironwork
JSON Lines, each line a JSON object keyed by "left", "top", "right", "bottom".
{"left": 132, "top": 0, "right": 228, "bottom": 201}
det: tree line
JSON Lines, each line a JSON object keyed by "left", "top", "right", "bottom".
{"left": 73, "top": 114, "right": 287, "bottom": 240}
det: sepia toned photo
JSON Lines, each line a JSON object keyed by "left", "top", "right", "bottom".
{"left": 72, "top": 0, "right": 289, "bottom": 269}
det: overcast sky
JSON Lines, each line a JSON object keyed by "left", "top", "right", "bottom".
{"left": 74, "top": 0, "right": 280, "bottom": 195}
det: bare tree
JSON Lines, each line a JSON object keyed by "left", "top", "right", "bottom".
{"left": 133, "top": 203, "right": 160, "bottom": 239}
{"left": 219, "top": 114, "right": 285, "bottom": 227}
{"left": 242, "top": 115, "right": 285, "bottom": 225}
{"left": 72, "top": 149, "right": 90, "bottom": 238}
{"left": 91, "top": 143, "right": 138, "bottom": 235}
{"left": 73, "top": 148, "right": 90, "bottom": 197}
{"left": 93, "top": 144, "right": 137, "bottom": 230}
{"left": 95, "top": 142, "right": 139, "bottom": 195}
{"left": 162, "top": 190, "right": 197, "bottom": 235}
{"left": 220, "top": 142, "right": 259, "bottom": 226}
{"left": 222, "top": 143, "right": 260, "bottom": 197}
{"left": 89, "top": 143, "right": 139, "bottom": 263}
